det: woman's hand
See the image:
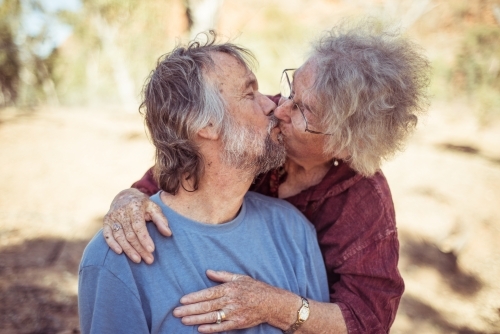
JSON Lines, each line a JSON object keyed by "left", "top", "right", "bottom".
{"left": 173, "top": 270, "right": 299, "bottom": 333}
{"left": 102, "top": 188, "right": 171, "bottom": 264}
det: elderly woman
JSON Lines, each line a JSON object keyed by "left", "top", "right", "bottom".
{"left": 102, "top": 22, "right": 429, "bottom": 333}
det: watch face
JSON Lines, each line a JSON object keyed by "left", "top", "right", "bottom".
{"left": 298, "top": 306, "right": 310, "bottom": 321}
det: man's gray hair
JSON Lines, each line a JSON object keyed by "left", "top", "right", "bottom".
{"left": 141, "top": 31, "right": 256, "bottom": 194}
{"left": 310, "top": 20, "right": 430, "bottom": 176}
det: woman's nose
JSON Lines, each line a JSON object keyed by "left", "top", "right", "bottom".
{"left": 274, "top": 98, "right": 292, "bottom": 122}
{"left": 277, "top": 95, "right": 287, "bottom": 107}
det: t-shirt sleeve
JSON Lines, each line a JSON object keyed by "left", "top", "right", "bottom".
{"left": 131, "top": 167, "right": 160, "bottom": 196}
{"left": 78, "top": 266, "right": 150, "bottom": 334}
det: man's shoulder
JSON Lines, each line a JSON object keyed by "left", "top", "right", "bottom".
{"left": 80, "top": 230, "right": 110, "bottom": 268}
{"left": 80, "top": 230, "right": 131, "bottom": 273}
{"left": 149, "top": 191, "right": 163, "bottom": 207}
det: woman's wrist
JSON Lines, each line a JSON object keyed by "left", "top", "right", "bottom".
{"left": 266, "top": 288, "right": 303, "bottom": 330}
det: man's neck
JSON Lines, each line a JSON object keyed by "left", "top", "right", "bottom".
{"left": 160, "top": 163, "right": 255, "bottom": 225}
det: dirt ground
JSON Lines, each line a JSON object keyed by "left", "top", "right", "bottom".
{"left": 0, "top": 103, "right": 499, "bottom": 333}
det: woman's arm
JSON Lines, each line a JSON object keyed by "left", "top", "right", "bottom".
{"left": 172, "top": 270, "right": 348, "bottom": 334}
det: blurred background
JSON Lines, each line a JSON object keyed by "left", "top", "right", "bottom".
{"left": 1, "top": 0, "right": 500, "bottom": 333}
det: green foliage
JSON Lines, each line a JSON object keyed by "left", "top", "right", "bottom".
{"left": 453, "top": 25, "right": 500, "bottom": 92}
{"left": 475, "top": 85, "right": 500, "bottom": 124}
{"left": 0, "top": 0, "right": 63, "bottom": 107}
{"left": 449, "top": 0, "right": 470, "bottom": 19}
{"left": 428, "top": 58, "right": 452, "bottom": 100}
{"left": 0, "top": 22, "right": 20, "bottom": 106}
{"left": 0, "top": 0, "right": 21, "bottom": 106}
{"left": 3, "top": 0, "right": 498, "bottom": 124}
{"left": 451, "top": 25, "right": 500, "bottom": 123}
{"left": 55, "top": 0, "right": 182, "bottom": 107}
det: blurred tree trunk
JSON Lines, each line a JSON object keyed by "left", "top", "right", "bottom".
{"left": 60, "top": 0, "right": 171, "bottom": 108}
{"left": 0, "top": 0, "right": 21, "bottom": 107}
{"left": 494, "top": 4, "right": 500, "bottom": 25}
{"left": 90, "top": 12, "right": 137, "bottom": 109}
{"left": 184, "top": 0, "right": 224, "bottom": 38}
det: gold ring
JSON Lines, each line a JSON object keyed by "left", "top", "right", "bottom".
{"left": 216, "top": 310, "right": 222, "bottom": 324}
{"left": 219, "top": 309, "right": 226, "bottom": 321}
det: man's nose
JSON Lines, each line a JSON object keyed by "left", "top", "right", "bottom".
{"left": 261, "top": 94, "right": 277, "bottom": 116}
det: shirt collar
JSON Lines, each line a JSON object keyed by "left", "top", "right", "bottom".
{"left": 274, "top": 160, "right": 364, "bottom": 203}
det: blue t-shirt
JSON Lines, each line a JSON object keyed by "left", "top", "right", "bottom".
{"left": 78, "top": 191, "right": 329, "bottom": 333}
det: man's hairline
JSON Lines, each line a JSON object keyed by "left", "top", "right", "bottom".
{"left": 203, "top": 51, "right": 256, "bottom": 97}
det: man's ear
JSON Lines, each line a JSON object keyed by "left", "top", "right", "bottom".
{"left": 197, "top": 123, "right": 220, "bottom": 141}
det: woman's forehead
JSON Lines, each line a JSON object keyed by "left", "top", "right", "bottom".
{"left": 293, "top": 63, "right": 318, "bottom": 107}
{"left": 294, "top": 61, "right": 316, "bottom": 88}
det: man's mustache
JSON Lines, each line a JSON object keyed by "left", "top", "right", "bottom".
{"left": 267, "top": 115, "right": 279, "bottom": 133}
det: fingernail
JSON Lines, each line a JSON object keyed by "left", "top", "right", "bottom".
{"left": 132, "top": 255, "right": 141, "bottom": 263}
{"left": 147, "top": 245, "right": 154, "bottom": 252}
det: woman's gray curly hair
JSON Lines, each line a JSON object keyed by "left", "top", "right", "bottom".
{"left": 310, "top": 21, "right": 430, "bottom": 176}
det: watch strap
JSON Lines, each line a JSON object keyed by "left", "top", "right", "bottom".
{"left": 283, "top": 297, "right": 309, "bottom": 334}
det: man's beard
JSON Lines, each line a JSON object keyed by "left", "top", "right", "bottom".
{"left": 221, "top": 115, "right": 286, "bottom": 175}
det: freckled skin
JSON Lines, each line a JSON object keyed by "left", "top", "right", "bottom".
{"left": 174, "top": 270, "right": 298, "bottom": 331}
{"left": 102, "top": 188, "right": 171, "bottom": 264}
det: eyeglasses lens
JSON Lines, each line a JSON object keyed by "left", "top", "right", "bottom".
{"left": 280, "top": 72, "right": 291, "bottom": 99}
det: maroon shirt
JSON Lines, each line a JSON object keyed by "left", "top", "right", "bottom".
{"left": 132, "top": 162, "right": 404, "bottom": 333}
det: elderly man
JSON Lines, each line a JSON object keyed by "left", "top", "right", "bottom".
{"left": 78, "top": 36, "right": 330, "bottom": 333}
{"left": 101, "top": 22, "right": 430, "bottom": 334}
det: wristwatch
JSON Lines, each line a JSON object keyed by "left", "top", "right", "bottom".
{"left": 283, "top": 296, "right": 310, "bottom": 334}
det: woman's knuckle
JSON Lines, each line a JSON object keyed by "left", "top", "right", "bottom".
{"left": 200, "top": 303, "right": 211, "bottom": 313}
{"left": 132, "top": 220, "right": 144, "bottom": 230}
{"left": 204, "top": 289, "right": 215, "bottom": 299}
{"left": 125, "top": 233, "right": 137, "bottom": 243}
